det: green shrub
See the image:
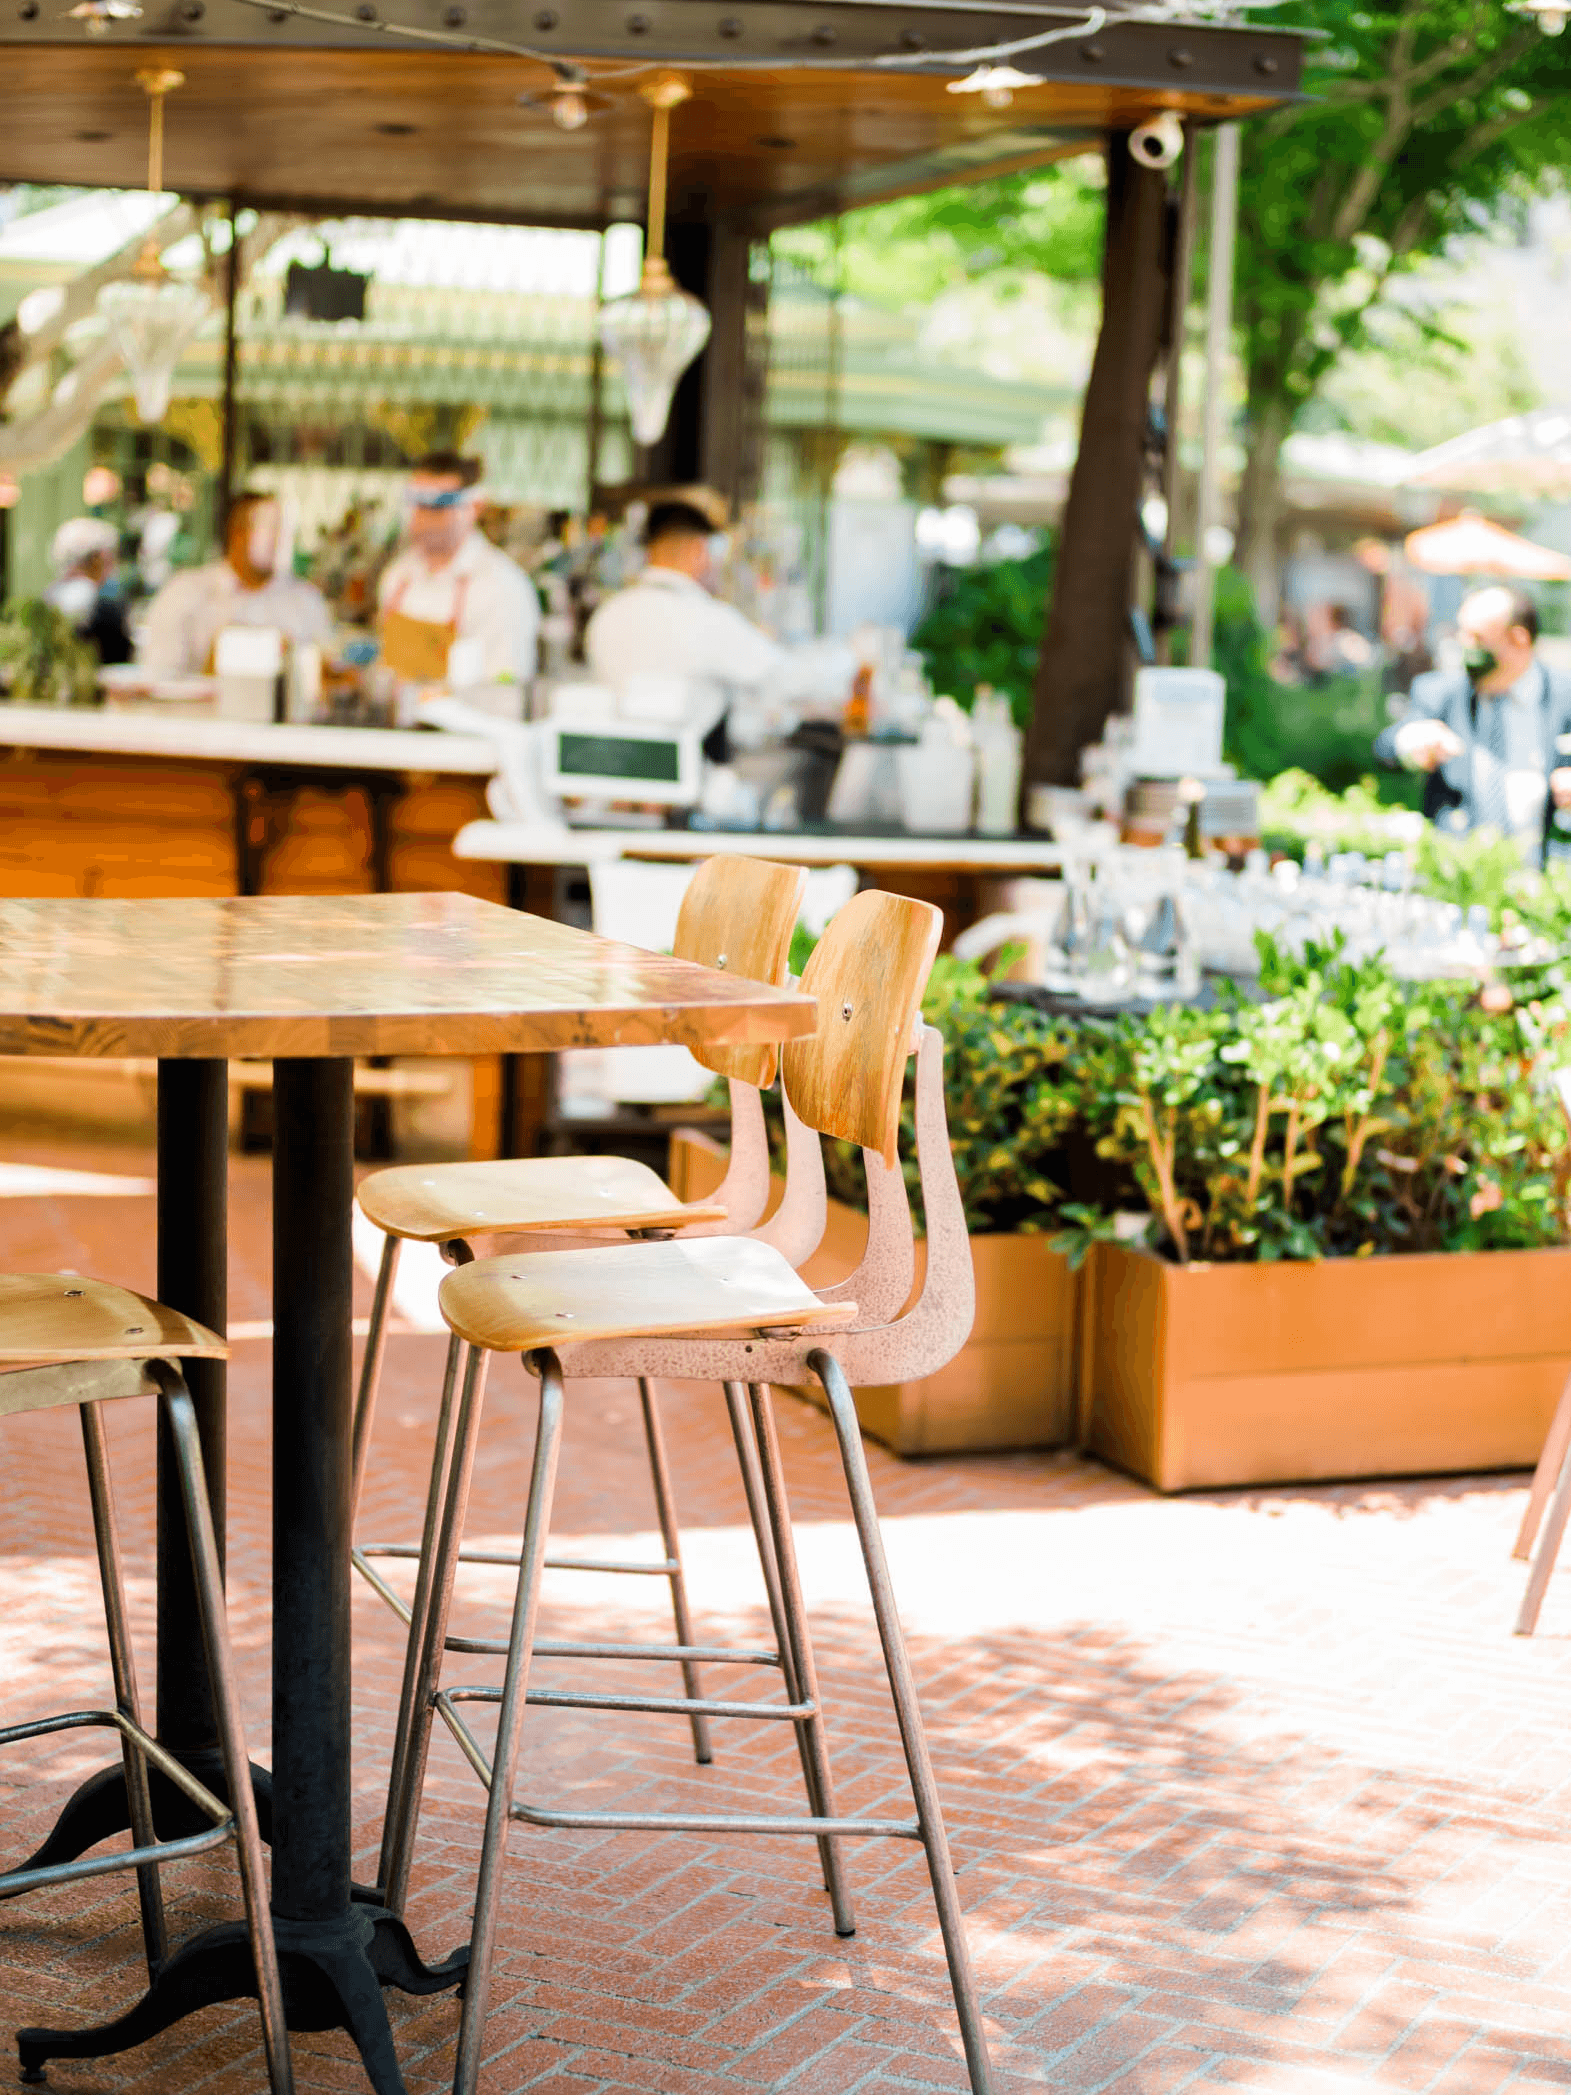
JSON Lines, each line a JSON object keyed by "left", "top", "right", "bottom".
{"left": 910, "top": 541, "right": 1055, "bottom": 730}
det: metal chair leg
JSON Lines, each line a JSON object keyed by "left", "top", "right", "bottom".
{"left": 1518, "top": 1363, "right": 1571, "bottom": 1560}
{"left": 453, "top": 1350, "right": 566, "bottom": 2095}
{"left": 160, "top": 1371, "right": 296, "bottom": 2095}
{"left": 810, "top": 1349, "right": 994, "bottom": 2095}
{"left": 79, "top": 1399, "right": 169, "bottom": 1981}
{"left": 747, "top": 1383, "right": 857, "bottom": 1938}
{"left": 376, "top": 1329, "right": 468, "bottom": 1893}
{"left": 351, "top": 1233, "right": 402, "bottom": 1526}
{"left": 637, "top": 1377, "right": 711, "bottom": 1766}
{"left": 383, "top": 1345, "right": 492, "bottom": 1918}
{"left": 722, "top": 1381, "right": 850, "bottom": 1919}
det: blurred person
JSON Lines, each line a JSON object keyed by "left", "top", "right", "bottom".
{"left": 1270, "top": 609, "right": 1308, "bottom": 685}
{"left": 139, "top": 491, "right": 331, "bottom": 676}
{"left": 585, "top": 498, "right": 785, "bottom": 757}
{"left": 1374, "top": 584, "right": 1571, "bottom": 866}
{"left": 1323, "top": 603, "right": 1375, "bottom": 677}
{"left": 377, "top": 451, "right": 539, "bottom": 687}
{"left": 45, "top": 516, "right": 131, "bottom": 665}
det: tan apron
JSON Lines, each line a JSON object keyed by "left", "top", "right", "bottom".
{"left": 380, "top": 571, "right": 471, "bottom": 683}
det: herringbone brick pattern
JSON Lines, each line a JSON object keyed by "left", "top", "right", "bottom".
{"left": 3, "top": 1129, "right": 1571, "bottom": 2094}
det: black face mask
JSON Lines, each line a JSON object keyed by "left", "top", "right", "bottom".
{"left": 1463, "top": 644, "right": 1499, "bottom": 684}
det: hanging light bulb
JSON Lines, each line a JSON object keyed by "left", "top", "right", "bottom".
{"left": 551, "top": 82, "right": 590, "bottom": 129}
{"left": 96, "top": 68, "right": 210, "bottom": 425}
{"left": 596, "top": 72, "right": 711, "bottom": 449}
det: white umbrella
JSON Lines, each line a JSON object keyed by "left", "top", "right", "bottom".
{"left": 1407, "top": 410, "right": 1571, "bottom": 500}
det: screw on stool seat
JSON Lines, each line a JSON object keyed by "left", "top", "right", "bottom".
{"left": 384, "top": 891, "right": 998, "bottom": 2095}
{"left": 0, "top": 1277, "right": 292, "bottom": 2094}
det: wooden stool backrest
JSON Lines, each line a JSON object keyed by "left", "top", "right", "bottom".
{"left": 782, "top": 890, "right": 942, "bottom": 1167}
{"left": 675, "top": 855, "right": 809, "bottom": 1089}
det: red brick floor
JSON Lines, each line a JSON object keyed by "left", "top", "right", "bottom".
{"left": 5, "top": 1130, "right": 1571, "bottom": 2093}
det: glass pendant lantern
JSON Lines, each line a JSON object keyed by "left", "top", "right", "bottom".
{"left": 96, "top": 69, "right": 210, "bottom": 425}
{"left": 596, "top": 73, "right": 712, "bottom": 449}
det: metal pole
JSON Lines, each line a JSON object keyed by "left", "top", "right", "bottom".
{"left": 218, "top": 202, "right": 241, "bottom": 542}
{"left": 1157, "top": 128, "right": 1199, "bottom": 665}
{"left": 1190, "top": 122, "right": 1239, "bottom": 672}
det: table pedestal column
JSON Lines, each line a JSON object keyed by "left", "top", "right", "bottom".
{"left": 17, "top": 1059, "right": 464, "bottom": 2094}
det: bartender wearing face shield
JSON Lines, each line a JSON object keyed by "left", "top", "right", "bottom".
{"left": 585, "top": 499, "right": 786, "bottom": 757}
{"left": 139, "top": 491, "right": 332, "bottom": 676}
{"left": 377, "top": 450, "right": 540, "bottom": 690}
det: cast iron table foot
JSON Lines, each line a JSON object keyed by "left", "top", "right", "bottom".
{"left": 16, "top": 1904, "right": 467, "bottom": 2095}
{"left": 3, "top": 1755, "right": 273, "bottom": 1884}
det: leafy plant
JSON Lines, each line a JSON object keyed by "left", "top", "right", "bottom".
{"left": 0, "top": 599, "right": 99, "bottom": 708}
{"left": 911, "top": 540, "right": 1056, "bottom": 730}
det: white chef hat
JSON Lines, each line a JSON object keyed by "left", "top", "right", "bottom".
{"left": 51, "top": 516, "right": 119, "bottom": 574}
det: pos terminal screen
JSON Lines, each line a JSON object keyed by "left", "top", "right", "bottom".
{"left": 554, "top": 731, "right": 683, "bottom": 785}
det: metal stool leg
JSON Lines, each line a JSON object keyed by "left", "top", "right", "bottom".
{"left": 1518, "top": 1363, "right": 1571, "bottom": 1560}
{"left": 723, "top": 1381, "right": 853, "bottom": 1924}
{"left": 1519, "top": 1415, "right": 1571, "bottom": 1633}
{"left": 79, "top": 1399, "right": 168, "bottom": 1981}
{"left": 453, "top": 1351, "right": 566, "bottom": 2095}
{"left": 811, "top": 1350, "right": 994, "bottom": 2095}
{"left": 350, "top": 1233, "right": 402, "bottom": 1526}
{"left": 383, "top": 1346, "right": 492, "bottom": 1917}
{"left": 637, "top": 1377, "right": 711, "bottom": 1766}
{"left": 160, "top": 1369, "right": 295, "bottom": 2095}
{"left": 376, "top": 1330, "right": 468, "bottom": 1893}
{"left": 746, "top": 1383, "right": 856, "bottom": 1936}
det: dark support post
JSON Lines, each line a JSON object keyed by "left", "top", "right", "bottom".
{"left": 157, "top": 1058, "right": 229, "bottom": 1753}
{"left": 218, "top": 201, "right": 242, "bottom": 541}
{"left": 644, "top": 220, "right": 710, "bottom": 489}
{"left": 697, "top": 224, "right": 755, "bottom": 511}
{"left": 271, "top": 1055, "right": 355, "bottom": 1923}
{"left": 1023, "top": 142, "right": 1174, "bottom": 794}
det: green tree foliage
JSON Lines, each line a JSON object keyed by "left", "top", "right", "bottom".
{"left": 771, "top": 164, "right": 1104, "bottom": 309}
{"left": 1234, "top": 0, "right": 1571, "bottom": 585}
{"left": 910, "top": 538, "right": 1056, "bottom": 725}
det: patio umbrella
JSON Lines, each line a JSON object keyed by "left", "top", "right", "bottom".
{"left": 1403, "top": 509, "right": 1571, "bottom": 581}
{"left": 1407, "top": 410, "right": 1571, "bottom": 500}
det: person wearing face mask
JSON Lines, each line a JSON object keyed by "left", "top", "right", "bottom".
{"left": 1374, "top": 584, "right": 1571, "bottom": 867}
{"left": 376, "top": 451, "right": 539, "bottom": 691}
{"left": 138, "top": 491, "right": 332, "bottom": 677}
{"left": 584, "top": 498, "right": 786, "bottom": 758}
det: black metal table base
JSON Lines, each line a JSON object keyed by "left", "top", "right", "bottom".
{"left": 8, "top": 1754, "right": 274, "bottom": 1881}
{"left": 17, "top": 1905, "right": 467, "bottom": 2094}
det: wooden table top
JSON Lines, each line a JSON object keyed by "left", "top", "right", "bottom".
{"left": 0, "top": 893, "right": 820, "bottom": 1060}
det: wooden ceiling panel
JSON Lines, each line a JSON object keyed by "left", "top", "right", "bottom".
{"left": 0, "top": 26, "right": 1297, "bottom": 228}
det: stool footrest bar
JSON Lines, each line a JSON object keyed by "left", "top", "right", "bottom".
{"left": 360, "top": 1540, "right": 681, "bottom": 1577}
{"left": 432, "top": 1694, "right": 921, "bottom": 1841}
{"left": 446, "top": 1683, "right": 812, "bottom": 1721}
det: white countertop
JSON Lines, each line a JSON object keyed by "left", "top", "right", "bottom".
{"left": 453, "top": 819, "right": 1064, "bottom": 872}
{"left": 0, "top": 706, "right": 499, "bottom": 776}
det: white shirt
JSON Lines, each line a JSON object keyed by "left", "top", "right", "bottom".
{"left": 138, "top": 560, "right": 332, "bottom": 677}
{"left": 585, "top": 567, "right": 785, "bottom": 739}
{"left": 377, "top": 531, "right": 540, "bottom": 684}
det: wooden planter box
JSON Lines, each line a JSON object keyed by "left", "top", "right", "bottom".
{"left": 1085, "top": 1240, "right": 1571, "bottom": 1491}
{"left": 669, "top": 1130, "right": 1078, "bottom": 1456}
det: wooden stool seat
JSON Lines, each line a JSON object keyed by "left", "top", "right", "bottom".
{"left": 0, "top": 1275, "right": 225, "bottom": 1369}
{"left": 356, "top": 1155, "right": 727, "bottom": 1243}
{"left": 438, "top": 1238, "right": 858, "bottom": 1354}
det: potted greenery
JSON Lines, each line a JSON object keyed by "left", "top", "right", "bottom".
{"left": 1072, "top": 932, "right": 1571, "bottom": 1489}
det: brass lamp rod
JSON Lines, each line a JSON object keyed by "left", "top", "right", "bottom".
{"left": 639, "top": 73, "right": 690, "bottom": 269}
{"left": 136, "top": 66, "right": 185, "bottom": 197}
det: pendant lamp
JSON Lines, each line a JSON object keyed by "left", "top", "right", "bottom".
{"left": 597, "top": 73, "right": 712, "bottom": 449}
{"left": 97, "top": 69, "right": 210, "bottom": 425}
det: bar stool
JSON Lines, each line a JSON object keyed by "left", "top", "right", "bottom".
{"left": 386, "top": 891, "right": 996, "bottom": 2095}
{"left": 351, "top": 855, "right": 823, "bottom": 1864}
{"left": 0, "top": 1274, "right": 291, "bottom": 2093}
